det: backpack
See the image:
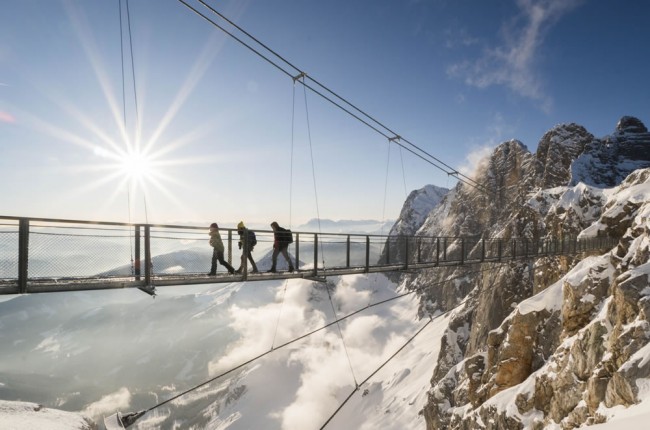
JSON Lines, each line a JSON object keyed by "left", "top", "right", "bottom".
{"left": 279, "top": 228, "right": 293, "bottom": 245}
{"left": 249, "top": 231, "right": 257, "bottom": 246}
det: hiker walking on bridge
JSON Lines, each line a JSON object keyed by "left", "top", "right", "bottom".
{"left": 208, "top": 223, "right": 236, "bottom": 275}
{"left": 236, "top": 221, "right": 259, "bottom": 274}
{"left": 269, "top": 221, "right": 294, "bottom": 273}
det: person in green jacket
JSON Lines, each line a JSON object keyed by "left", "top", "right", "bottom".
{"left": 208, "top": 223, "right": 235, "bottom": 275}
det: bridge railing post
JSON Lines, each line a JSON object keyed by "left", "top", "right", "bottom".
{"left": 524, "top": 239, "right": 528, "bottom": 259}
{"left": 404, "top": 236, "right": 409, "bottom": 270}
{"left": 346, "top": 235, "right": 350, "bottom": 268}
{"left": 314, "top": 233, "right": 319, "bottom": 277}
{"left": 296, "top": 233, "right": 300, "bottom": 271}
{"left": 443, "top": 237, "right": 447, "bottom": 261}
{"left": 481, "top": 239, "right": 485, "bottom": 262}
{"left": 365, "top": 236, "right": 370, "bottom": 273}
{"left": 512, "top": 239, "right": 517, "bottom": 260}
{"left": 436, "top": 237, "right": 440, "bottom": 266}
{"left": 144, "top": 225, "right": 152, "bottom": 285}
{"left": 498, "top": 239, "right": 502, "bottom": 262}
{"left": 18, "top": 218, "right": 29, "bottom": 294}
{"left": 134, "top": 225, "right": 141, "bottom": 280}
{"left": 417, "top": 238, "right": 421, "bottom": 264}
{"left": 386, "top": 236, "right": 390, "bottom": 265}
{"left": 227, "top": 230, "right": 232, "bottom": 266}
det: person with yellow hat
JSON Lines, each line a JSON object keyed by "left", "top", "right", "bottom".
{"left": 235, "top": 221, "right": 259, "bottom": 273}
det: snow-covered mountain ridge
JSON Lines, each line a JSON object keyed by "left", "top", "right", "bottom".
{"left": 391, "top": 116, "right": 650, "bottom": 429}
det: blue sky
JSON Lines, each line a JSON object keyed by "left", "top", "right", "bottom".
{"left": 1, "top": 0, "right": 648, "bottom": 228}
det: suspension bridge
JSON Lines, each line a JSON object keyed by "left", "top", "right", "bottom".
{"left": 0, "top": 215, "right": 616, "bottom": 296}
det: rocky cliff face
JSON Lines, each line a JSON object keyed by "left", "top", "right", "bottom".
{"left": 380, "top": 184, "right": 449, "bottom": 265}
{"left": 405, "top": 116, "right": 650, "bottom": 429}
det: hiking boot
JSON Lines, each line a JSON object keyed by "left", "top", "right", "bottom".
{"left": 288, "top": 266, "right": 295, "bottom": 273}
{"left": 251, "top": 269, "right": 259, "bottom": 274}
{"left": 267, "top": 268, "right": 277, "bottom": 273}
{"left": 235, "top": 268, "right": 242, "bottom": 274}
{"left": 207, "top": 272, "right": 216, "bottom": 276}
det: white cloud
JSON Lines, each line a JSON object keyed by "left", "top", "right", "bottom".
{"left": 458, "top": 145, "right": 493, "bottom": 178}
{"left": 81, "top": 387, "right": 131, "bottom": 419}
{"left": 447, "top": 0, "right": 584, "bottom": 111}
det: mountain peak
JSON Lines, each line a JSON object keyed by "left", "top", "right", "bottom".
{"left": 616, "top": 116, "right": 648, "bottom": 134}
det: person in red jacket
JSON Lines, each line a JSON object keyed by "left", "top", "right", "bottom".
{"left": 268, "top": 221, "right": 294, "bottom": 273}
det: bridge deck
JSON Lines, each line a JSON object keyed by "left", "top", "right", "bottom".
{"left": 0, "top": 215, "right": 617, "bottom": 295}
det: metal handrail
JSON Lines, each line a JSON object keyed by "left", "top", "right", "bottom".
{"left": 0, "top": 215, "right": 619, "bottom": 295}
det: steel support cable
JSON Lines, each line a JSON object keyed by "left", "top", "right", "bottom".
{"left": 123, "top": 0, "right": 153, "bottom": 289}
{"left": 301, "top": 82, "right": 326, "bottom": 269}
{"left": 271, "top": 279, "right": 290, "bottom": 350}
{"left": 118, "top": 0, "right": 135, "bottom": 276}
{"left": 318, "top": 259, "right": 563, "bottom": 429}
{"left": 325, "top": 281, "right": 359, "bottom": 387}
{"left": 319, "top": 317, "right": 433, "bottom": 430}
{"left": 399, "top": 146, "right": 408, "bottom": 199}
{"left": 381, "top": 139, "right": 392, "bottom": 236}
{"left": 191, "top": 0, "right": 490, "bottom": 196}
{"left": 121, "top": 262, "right": 515, "bottom": 423}
{"left": 177, "top": 0, "right": 294, "bottom": 80}
{"left": 289, "top": 83, "right": 297, "bottom": 229}
{"left": 176, "top": 0, "right": 494, "bottom": 197}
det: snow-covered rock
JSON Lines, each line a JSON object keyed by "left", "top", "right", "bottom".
{"left": 417, "top": 117, "right": 650, "bottom": 429}
{"left": 0, "top": 400, "right": 93, "bottom": 430}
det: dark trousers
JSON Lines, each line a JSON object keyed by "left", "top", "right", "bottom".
{"left": 238, "top": 246, "right": 258, "bottom": 272}
{"left": 211, "top": 249, "right": 235, "bottom": 274}
{"left": 271, "top": 245, "right": 293, "bottom": 269}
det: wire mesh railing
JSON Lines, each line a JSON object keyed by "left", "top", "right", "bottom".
{"left": 0, "top": 215, "right": 618, "bottom": 295}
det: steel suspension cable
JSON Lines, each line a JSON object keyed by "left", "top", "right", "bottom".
{"left": 108, "top": 259, "right": 562, "bottom": 426}
{"left": 191, "top": 0, "right": 489, "bottom": 194}
{"left": 119, "top": 0, "right": 135, "bottom": 275}
{"left": 289, "top": 83, "right": 297, "bottom": 229}
{"left": 301, "top": 80, "right": 325, "bottom": 269}
{"left": 176, "top": 0, "right": 495, "bottom": 197}
{"left": 381, "top": 139, "right": 392, "bottom": 236}
{"left": 271, "top": 279, "right": 290, "bottom": 349}
{"left": 318, "top": 259, "right": 561, "bottom": 429}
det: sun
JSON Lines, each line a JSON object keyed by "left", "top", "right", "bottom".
{"left": 119, "top": 149, "right": 153, "bottom": 181}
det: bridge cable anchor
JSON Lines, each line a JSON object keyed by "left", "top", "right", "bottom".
{"left": 292, "top": 71, "right": 307, "bottom": 83}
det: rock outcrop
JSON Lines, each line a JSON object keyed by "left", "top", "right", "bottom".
{"left": 414, "top": 117, "right": 650, "bottom": 429}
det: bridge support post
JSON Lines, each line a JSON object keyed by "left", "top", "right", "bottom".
{"left": 296, "top": 233, "right": 300, "bottom": 271}
{"left": 135, "top": 225, "right": 141, "bottom": 280}
{"left": 365, "top": 236, "right": 370, "bottom": 273}
{"left": 242, "top": 229, "right": 249, "bottom": 281}
{"left": 18, "top": 219, "right": 29, "bottom": 294}
{"left": 435, "top": 238, "right": 440, "bottom": 266}
{"left": 498, "top": 239, "right": 502, "bottom": 262}
{"left": 481, "top": 239, "right": 485, "bottom": 262}
{"left": 524, "top": 240, "right": 528, "bottom": 259}
{"left": 346, "top": 235, "right": 350, "bottom": 268}
{"left": 227, "top": 230, "right": 232, "bottom": 266}
{"left": 314, "top": 234, "right": 319, "bottom": 277}
{"left": 386, "top": 237, "right": 390, "bottom": 265}
{"left": 144, "top": 225, "right": 151, "bottom": 286}
{"left": 404, "top": 236, "right": 409, "bottom": 270}
{"left": 417, "top": 238, "right": 421, "bottom": 264}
